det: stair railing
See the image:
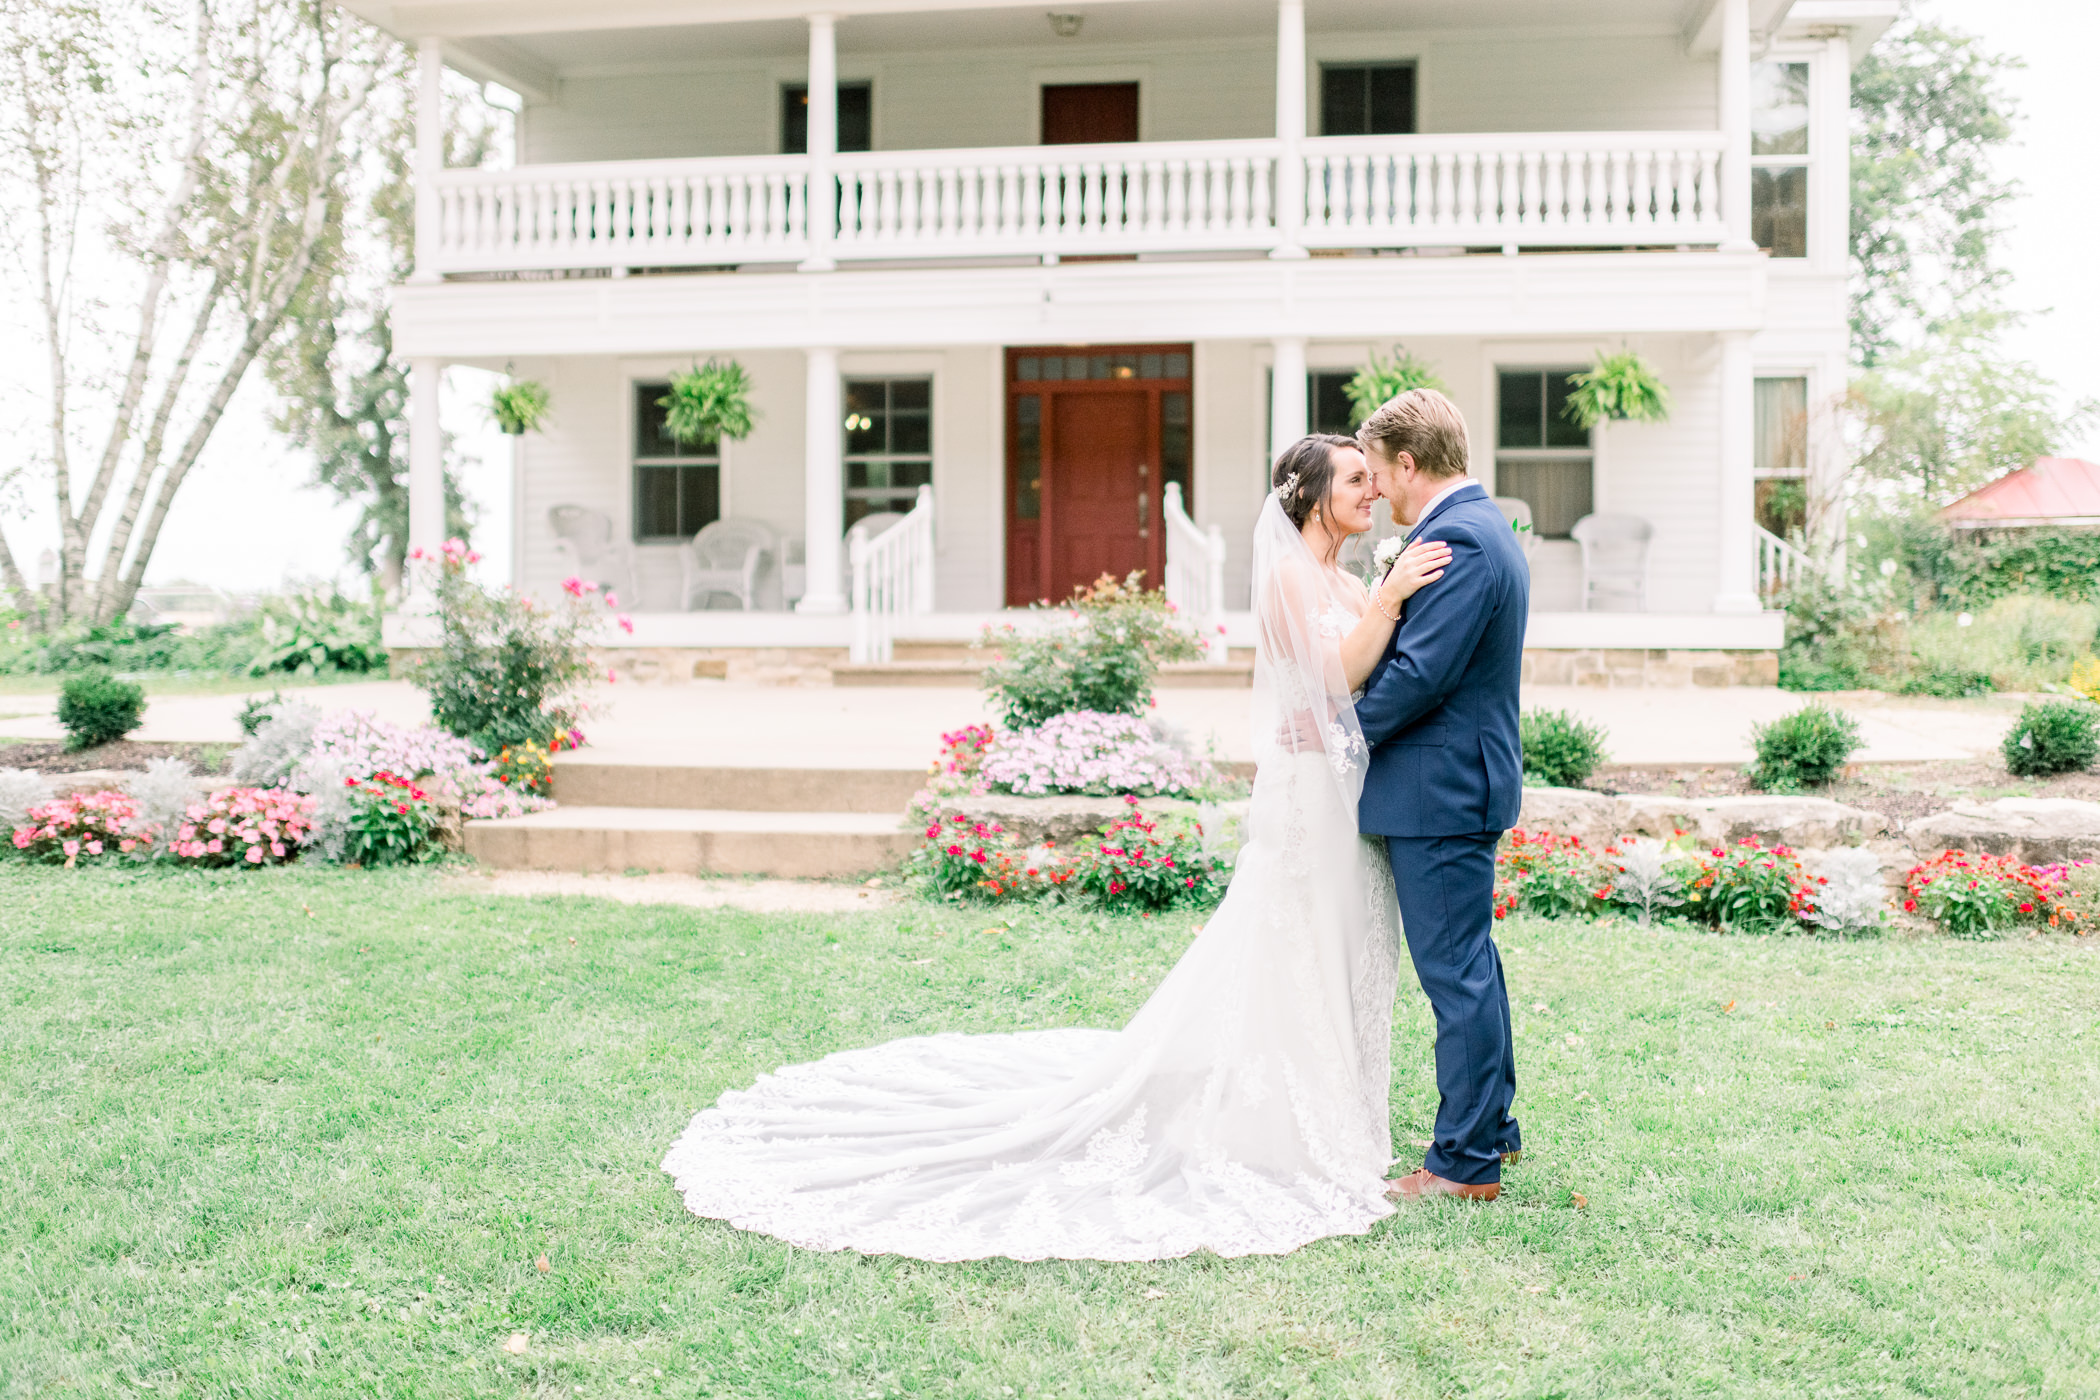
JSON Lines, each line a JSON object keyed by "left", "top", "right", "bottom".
{"left": 1162, "top": 482, "right": 1229, "bottom": 661}
{"left": 848, "top": 484, "right": 936, "bottom": 664}
{"left": 1755, "top": 525, "right": 1823, "bottom": 601}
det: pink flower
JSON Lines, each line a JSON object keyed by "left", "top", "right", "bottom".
{"left": 208, "top": 818, "right": 227, "bottom": 835}
{"left": 605, "top": 591, "right": 620, "bottom": 608}
{"left": 62, "top": 840, "right": 79, "bottom": 856}
{"left": 85, "top": 840, "right": 102, "bottom": 855}
{"left": 207, "top": 839, "right": 223, "bottom": 854}
{"left": 246, "top": 846, "right": 264, "bottom": 864}
{"left": 617, "top": 615, "right": 634, "bottom": 635}
{"left": 271, "top": 842, "right": 286, "bottom": 858}
{"left": 561, "top": 575, "right": 587, "bottom": 597}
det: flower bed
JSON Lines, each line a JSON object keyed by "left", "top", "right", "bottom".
{"left": 905, "top": 798, "right": 1218, "bottom": 912}
{"left": 10, "top": 784, "right": 316, "bottom": 868}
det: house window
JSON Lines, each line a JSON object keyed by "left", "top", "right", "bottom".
{"left": 1754, "top": 375, "right": 1810, "bottom": 539}
{"left": 1309, "top": 371, "right": 1357, "bottom": 435}
{"left": 632, "top": 382, "right": 721, "bottom": 543}
{"left": 1495, "top": 369, "right": 1592, "bottom": 539}
{"left": 1751, "top": 61, "right": 1810, "bottom": 258}
{"left": 1320, "top": 63, "right": 1417, "bottom": 136}
{"left": 843, "top": 377, "right": 932, "bottom": 528}
{"left": 782, "top": 81, "right": 872, "bottom": 154}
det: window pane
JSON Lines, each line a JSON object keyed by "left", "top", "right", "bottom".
{"left": 1756, "top": 477, "right": 1807, "bottom": 539}
{"left": 782, "top": 82, "right": 872, "bottom": 154}
{"left": 1495, "top": 457, "right": 1592, "bottom": 539}
{"left": 1163, "top": 352, "right": 1189, "bottom": 379}
{"left": 1310, "top": 371, "right": 1356, "bottom": 435}
{"left": 1015, "top": 394, "right": 1041, "bottom": 520}
{"left": 1755, "top": 377, "right": 1809, "bottom": 476}
{"left": 678, "top": 465, "right": 720, "bottom": 538}
{"left": 1368, "top": 64, "right": 1416, "bottom": 135}
{"left": 636, "top": 465, "right": 681, "bottom": 539}
{"left": 889, "top": 378, "right": 930, "bottom": 412}
{"left": 1498, "top": 371, "right": 1544, "bottom": 449}
{"left": 1752, "top": 166, "right": 1808, "bottom": 258}
{"left": 891, "top": 411, "right": 931, "bottom": 455}
{"left": 1138, "top": 353, "right": 1163, "bottom": 379}
{"left": 1016, "top": 356, "right": 1041, "bottom": 381}
{"left": 1751, "top": 62, "right": 1810, "bottom": 156}
{"left": 1321, "top": 65, "right": 1368, "bottom": 136}
{"left": 1544, "top": 373, "right": 1591, "bottom": 449}
{"left": 1161, "top": 390, "right": 1191, "bottom": 505}
{"left": 636, "top": 382, "right": 686, "bottom": 458}
{"left": 893, "top": 460, "right": 933, "bottom": 489}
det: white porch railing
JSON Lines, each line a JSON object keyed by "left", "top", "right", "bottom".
{"left": 835, "top": 139, "right": 1277, "bottom": 258}
{"left": 418, "top": 131, "right": 1731, "bottom": 275}
{"left": 1756, "top": 525, "right": 1823, "bottom": 599}
{"left": 1301, "top": 132, "right": 1726, "bottom": 247}
{"left": 848, "top": 485, "right": 936, "bottom": 665}
{"left": 429, "top": 155, "right": 811, "bottom": 273}
{"left": 1162, "top": 483, "right": 1229, "bottom": 662}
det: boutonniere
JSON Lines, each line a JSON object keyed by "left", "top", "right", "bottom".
{"left": 1372, "top": 534, "right": 1406, "bottom": 581}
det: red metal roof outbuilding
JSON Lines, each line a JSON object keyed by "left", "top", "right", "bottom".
{"left": 1939, "top": 457, "right": 2100, "bottom": 529}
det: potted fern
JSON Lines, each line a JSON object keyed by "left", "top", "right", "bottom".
{"left": 660, "top": 360, "right": 758, "bottom": 447}
{"left": 1563, "top": 350, "right": 1671, "bottom": 429}
{"left": 1342, "top": 346, "right": 1446, "bottom": 426}
{"left": 490, "top": 377, "right": 553, "bottom": 435}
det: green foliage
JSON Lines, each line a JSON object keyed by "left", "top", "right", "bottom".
{"left": 1075, "top": 806, "right": 1221, "bottom": 913}
{"left": 1562, "top": 351, "right": 1671, "bottom": 429}
{"left": 1519, "top": 708, "right": 1610, "bottom": 788}
{"left": 2001, "top": 700, "right": 2099, "bottom": 778}
{"left": 339, "top": 772, "right": 445, "bottom": 868}
{"left": 244, "top": 590, "right": 386, "bottom": 677}
{"left": 32, "top": 619, "right": 184, "bottom": 672}
{"left": 1850, "top": 19, "right": 2022, "bottom": 366}
{"left": 236, "top": 692, "right": 286, "bottom": 737}
{"left": 979, "top": 572, "right": 1206, "bottom": 729}
{"left": 1897, "top": 665, "right": 1994, "bottom": 698}
{"left": 410, "top": 546, "right": 608, "bottom": 754}
{"left": 1685, "top": 839, "right": 1816, "bottom": 934}
{"left": 1908, "top": 528, "right": 2100, "bottom": 609}
{"left": 56, "top": 671, "right": 145, "bottom": 751}
{"left": 489, "top": 378, "right": 552, "bottom": 434}
{"left": 1340, "top": 346, "right": 1446, "bottom": 426}
{"left": 1748, "top": 704, "right": 1861, "bottom": 793}
{"left": 1908, "top": 594, "right": 2098, "bottom": 692}
{"left": 660, "top": 361, "right": 757, "bottom": 446}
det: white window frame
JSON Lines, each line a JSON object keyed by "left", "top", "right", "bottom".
{"left": 1749, "top": 48, "right": 1820, "bottom": 265}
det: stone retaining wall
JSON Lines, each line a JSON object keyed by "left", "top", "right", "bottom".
{"left": 390, "top": 646, "right": 848, "bottom": 686}
{"left": 1521, "top": 649, "right": 1779, "bottom": 689}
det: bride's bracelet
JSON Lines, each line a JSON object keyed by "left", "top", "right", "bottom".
{"left": 1373, "top": 590, "right": 1401, "bottom": 622}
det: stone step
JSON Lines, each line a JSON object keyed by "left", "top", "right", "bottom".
{"left": 551, "top": 762, "right": 923, "bottom": 812}
{"left": 832, "top": 660, "right": 1254, "bottom": 688}
{"left": 891, "top": 639, "right": 980, "bottom": 662}
{"left": 464, "top": 807, "right": 914, "bottom": 879}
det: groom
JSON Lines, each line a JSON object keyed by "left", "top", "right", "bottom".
{"left": 1354, "top": 389, "right": 1527, "bottom": 1203}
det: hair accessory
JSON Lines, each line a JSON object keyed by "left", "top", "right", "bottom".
{"left": 1279, "top": 470, "right": 1301, "bottom": 501}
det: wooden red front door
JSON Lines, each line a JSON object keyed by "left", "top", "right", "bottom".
{"left": 1041, "top": 82, "right": 1139, "bottom": 145}
{"left": 1005, "top": 346, "right": 1194, "bottom": 606}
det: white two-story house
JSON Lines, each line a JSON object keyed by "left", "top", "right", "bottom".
{"left": 354, "top": 0, "right": 1894, "bottom": 685}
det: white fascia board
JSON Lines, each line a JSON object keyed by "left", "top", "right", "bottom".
{"left": 1780, "top": 0, "right": 1900, "bottom": 63}
{"left": 444, "top": 37, "right": 560, "bottom": 102}
{"left": 366, "top": 0, "right": 1168, "bottom": 41}
{"left": 1682, "top": 0, "right": 1799, "bottom": 54}
{"left": 389, "top": 252, "right": 1768, "bottom": 359}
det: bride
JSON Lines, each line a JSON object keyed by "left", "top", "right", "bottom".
{"left": 662, "top": 434, "right": 1452, "bottom": 1261}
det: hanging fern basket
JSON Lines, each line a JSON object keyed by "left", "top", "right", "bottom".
{"left": 1563, "top": 350, "right": 1671, "bottom": 430}
{"left": 490, "top": 379, "right": 553, "bottom": 435}
{"left": 660, "top": 360, "right": 758, "bottom": 447}
{"left": 1342, "top": 346, "right": 1448, "bottom": 427}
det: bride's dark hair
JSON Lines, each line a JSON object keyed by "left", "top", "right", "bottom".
{"left": 1271, "top": 434, "right": 1359, "bottom": 531}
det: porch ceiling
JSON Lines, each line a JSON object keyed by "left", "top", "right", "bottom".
{"left": 338, "top": 0, "right": 1765, "bottom": 74}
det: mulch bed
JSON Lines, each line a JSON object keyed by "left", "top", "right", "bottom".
{"left": 1589, "top": 760, "right": 2100, "bottom": 825}
{"left": 0, "top": 740, "right": 234, "bottom": 776}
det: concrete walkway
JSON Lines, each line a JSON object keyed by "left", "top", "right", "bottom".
{"left": 0, "top": 677, "right": 2017, "bottom": 767}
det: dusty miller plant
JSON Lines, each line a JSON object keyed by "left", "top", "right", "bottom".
{"left": 1609, "top": 837, "right": 1685, "bottom": 925}
{"left": 129, "top": 757, "right": 198, "bottom": 839}
{"left": 229, "top": 701, "right": 323, "bottom": 788}
{"left": 1809, "top": 846, "right": 1888, "bottom": 936}
{"left": 0, "top": 769, "right": 57, "bottom": 831}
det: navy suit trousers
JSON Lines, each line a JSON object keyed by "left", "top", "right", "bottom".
{"left": 1385, "top": 832, "right": 1521, "bottom": 1185}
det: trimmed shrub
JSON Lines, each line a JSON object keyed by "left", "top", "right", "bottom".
{"left": 1747, "top": 704, "right": 1860, "bottom": 792}
{"left": 56, "top": 671, "right": 145, "bottom": 750}
{"left": 1519, "top": 708, "right": 1609, "bottom": 788}
{"left": 978, "top": 572, "right": 1206, "bottom": 728}
{"left": 2002, "top": 700, "right": 2099, "bottom": 778}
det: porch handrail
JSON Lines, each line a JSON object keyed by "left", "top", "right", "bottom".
{"left": 1756, "top": 525, "right": 1823, "bottom": 599}
{"left": 848, "top": 484, "right": 936, "bottom": 665}
{"left": 1300, "top": 130, "right": 1726, "bottom": 247}
{"left": 415, "top": 130, "right": 1734, "bottom": 276}
{"left": 1162, "top": 483, "right": 1228, "bottom": 662}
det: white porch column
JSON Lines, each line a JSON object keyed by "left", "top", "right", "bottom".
{"left": 800, "top": 14, "right": 839, "bottom": 272}
{"left": 1714, "top": 330, "right": 1761, "bottom": 614}
{"left": 1718, "top": 0, "right": 1755, "bottom": 252}
{"left": 1269, "top": 337, "right": 1308, "bottom": 463}
{"left": 408, "top": 358, "right": 445, "bottom": 584}
{"left": 798, "top": 347, "right": 847, "bottom": 614}
{"left": 1270, "top": 0, "right": 1308, "bottom": 259}
{"left": 410, "top": 41, "right": 443, "bottom": 284}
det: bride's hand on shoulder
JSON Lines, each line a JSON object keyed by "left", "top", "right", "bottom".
{"left": 1378, "top": 538, "right": 1452, "bottom": 612}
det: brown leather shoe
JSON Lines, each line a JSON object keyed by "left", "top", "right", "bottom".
{"left": 1385, "top": 1168, "right": 1500, "bottom": 1202}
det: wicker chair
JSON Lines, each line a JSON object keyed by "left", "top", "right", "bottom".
{"left": 547, "top": 505, "right": 636, "bottom": 598}
{"left": 680, "top": 518, "right": 777, "bottom": 611}
{"left": 1490, "top": 496, "right": 1538, "bottom": 558}
{"left": 1570, "top": 513, "right": 1653, "bottom": 613}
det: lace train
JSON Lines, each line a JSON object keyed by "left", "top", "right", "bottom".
{"left": 662, "top": 755, "right": 1404, "bottom": 1261}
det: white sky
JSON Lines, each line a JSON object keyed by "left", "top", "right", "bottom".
{"left": 2, "top": 0, "right": 2094, "bottom": 597}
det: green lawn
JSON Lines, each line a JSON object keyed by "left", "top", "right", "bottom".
{"left": 4, "top": 867, "right": 2095, "bottom": 1399}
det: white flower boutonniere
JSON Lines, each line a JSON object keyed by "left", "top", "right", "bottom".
{"left": 1372, "top": 535, "right": 1406, "bottom": 580}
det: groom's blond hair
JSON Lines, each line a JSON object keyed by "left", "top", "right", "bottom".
{"left": 1357, "top": 388, "right": 1469, "bottom": 480}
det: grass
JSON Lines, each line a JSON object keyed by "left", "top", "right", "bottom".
{"left": 3, "top": 867, "right": 2096, "bottom": 1399}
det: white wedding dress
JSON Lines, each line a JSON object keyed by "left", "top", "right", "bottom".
{"left": 662, "top": 496, "right": 1403, "bottom": 1261}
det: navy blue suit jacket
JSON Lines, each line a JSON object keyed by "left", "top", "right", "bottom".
{"left": 1357, "top": 481, "right": 1529, "bottom": 838}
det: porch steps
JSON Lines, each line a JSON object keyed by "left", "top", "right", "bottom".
{"left": 461, "top": 763, "right": 921, "bottom": 879}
